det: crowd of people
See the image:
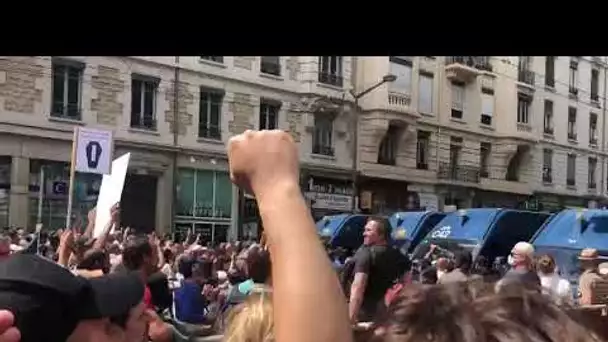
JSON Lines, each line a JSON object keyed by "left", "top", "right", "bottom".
{"left": 0, "top": 129, "right": 603, "bottom": 342}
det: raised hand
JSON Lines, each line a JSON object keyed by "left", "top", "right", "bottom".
{"left": 227, "top": 129, "right": 299, "bottom": 201}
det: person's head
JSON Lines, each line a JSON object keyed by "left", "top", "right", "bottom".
{"left": 162, "top": 248, "right": 174, "bottom": 264}
{"left": 536, "top": 254, "right": 557, "bottom": 276}
{"left": 363, "top": 216, "right": 389, "bottom": 246}
{"left": 247, "top": 249, "right": 271, "bottom": 284}
{"left": 178, "top": 256, "right": 195, "bottom": 279}
{"left": 508, "top": 242, "right": 535, "bottom": 270}
{"left": 224, "top": 290, "right": 273, "bottom": 342}
{"left": 122, "top": 236, "right": 157, "bottom": 277}
{"left": 382, "top": 281, "right": 601, "bottom": 342}
{"left": 579, "top": 248, "right": 600, "bottom": 271}
{"left": 453, "top": 250, "right": 472, "bottom": 274}
{"left": 0, "top": 254, "right": 148, "bottom": 342}
{"left": 78, "top": 249, "right": 110, "bottom": 274}
{"left": 420, "top": 266, "right": 438, "bottom": 284}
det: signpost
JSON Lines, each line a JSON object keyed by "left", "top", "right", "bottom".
{"left": 66, "top": 127, "right": 113, "bottom": 229}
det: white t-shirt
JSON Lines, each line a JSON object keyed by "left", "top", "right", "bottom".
{"left": 539, "top": 273, "right": 572, "bottom": 305}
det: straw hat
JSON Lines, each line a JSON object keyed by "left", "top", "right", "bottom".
{"left": 578, "top": 248, "right": 599, "bottom": 261}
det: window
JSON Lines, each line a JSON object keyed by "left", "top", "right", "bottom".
{"left": 591, "top": 68, "right": 600, "bottom": 102}
{"left": 545, "top": 57, "right": 555, "bottom": 87}
{"left": 378, "top": 125, "right": 400, "bottom": 165}
{"left": 318, "top": 57, "right": 343, "bottom": 87}
{"left": 589, "top": 157, "right": 597, "bottom": 189}
{"left": 176, "top": 168, "right": 232, "bottom": 219}
{"left": 449, "top": 137, "right": 462, "bottom": 168}
{"left": 569, "top": 59, "right": 578, "bottom": 95}
{"left": 130, "top": 76, "right": 158, "bottom": 130}
{"left": 418, "top": 72, "right": 434, "bottom": 114}
{"left": 51, "top": 61, "right": 83, "bottom": 120}
{"left": 480, "top": 142, "right": 491, "bottom": 178}
{"left": 517, "top": 94, "right": 530, "bottom": 124}
{"left": 568, "top": 107, "right": 577, "bottom": 140}
{"left": 590, "top": 112, "right": 598, "bottom": 145}
{"left": 451, "top": 81, "right": 465, "bottom": 119}
{"left": 543, "top": 100, "right": 553, "bottom": 134}
{"left": 259, "top": 99, "right": 280, "bottom": 130}
{"left": 261, "top": 57, "right": 281, "bottom": 76}
{"left": 518, "top": 56, "right": 534, "bottom": 85}
{"left": 199, "top": 89, "right": 223, "bottom": 140}
{"left": 416, "top": 131, "right": 430, "bottom": 169}
{"left": 481, "top": 88, "right": 494, "bottom": 125}
{"left": 312, "top": 114, "right": 334, "bottom": 156}
{"left": 542, "top": 149, "right": 553, "bottom": 183}
{"left": 200, "top": 56, "right": 223, "bottom": 63}
{"left": 567, "top": 154, "right": 576, "bottom": 187}
{"left": 389, "top": 57, "right": 412, "bottom": 95}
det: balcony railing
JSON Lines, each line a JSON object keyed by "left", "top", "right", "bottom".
{"left": 318, "top": 72, "right": 343, "bottom": 87}
{"left": 542, "top": 167, "right": 552, "bottom": 184}
{"left": 199, "top": 125, "right": 221, "bottom": 140}
{"left": 261, "top": 60, "right": 281, "bottom": 76}
{"left": 437, "top": 162, "right": 480, "bottom": 183}
{"left": 445, "top": 56, "right": 492, "bottom": 72}
{"left": 130, "top": 116, "right": 157, "bottom": 130}
{"left": 312, "top": 144, "right": 335, "bottom": 156}
{"left": 518, "top": 69, "right": 535, "bottom": 85}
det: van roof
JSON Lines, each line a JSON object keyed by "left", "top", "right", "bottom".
{"left": 532, "top": 209, "right": 608, "bottom": 250}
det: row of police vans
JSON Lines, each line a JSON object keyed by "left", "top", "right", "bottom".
{"left": 317, "top": 208, "right": 608, "bottom": 291}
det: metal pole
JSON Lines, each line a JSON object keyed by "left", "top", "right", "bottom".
{"left": 66, "top": 128, "right": 78, "bottom": 229}
{"left": 170, "top": 57, "right": 180, "bottom": 234}
{"left": 601, "top": 60, "right": 607, "bottom": 199}
{"left": 350, "top": 97, "right": 359, "bottom": 214}
{"left": 37, "top": 166, "right": 44, "bottom": 225}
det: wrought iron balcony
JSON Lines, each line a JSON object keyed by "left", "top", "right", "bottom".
{"left": 518, "top": 69, "right": 535, "bottom": 85}
{"left": 445, "top": 56, "right": 492, "bottom": 83}
{"left": 445, "top": 56, "right": 492, "bottom": 71}
{"left": 437, "top": 162, "right": 480, "bottom": 183}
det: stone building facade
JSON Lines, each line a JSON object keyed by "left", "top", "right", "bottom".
{"left": 353, "top": 56, "right": 608, "bottom": 212}
{"left": 0, "top": 56, "right": 355, "bottom": 241}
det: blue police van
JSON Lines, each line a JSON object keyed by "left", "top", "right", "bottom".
{"left": 316, "top": 211, "right": 445, "bottom": 254}
{"left": 389, "top": 211, "right": 446, "bottom": 254}
{"left": 530, "top": 208, "right": 608, "bottom": 295}
{"left": 411, "top": 208, "right": 550, "bottom": 266}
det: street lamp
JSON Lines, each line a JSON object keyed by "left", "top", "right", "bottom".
{"left": 349, "top": 74, "right": 397, "bottom": 213}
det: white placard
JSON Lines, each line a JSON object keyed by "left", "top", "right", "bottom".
{"left": 93, "top": 153, "right": 130, "bottom": 238}
{"left": 75, "top": 128, "right": 113, "bottom": 175}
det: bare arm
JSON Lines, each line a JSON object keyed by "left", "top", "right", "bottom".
{"left": 229, "top": 130, "right": 352, "bottom": 342}
{"left": 349, "top": 272, "right": 368, "bottom": 322}
{"left": 258, "top": 181, "right": 352, "bottom": 342}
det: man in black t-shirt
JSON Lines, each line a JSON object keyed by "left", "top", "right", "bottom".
{"left": 348, "top": 216, "right": 405, "bottom": 323}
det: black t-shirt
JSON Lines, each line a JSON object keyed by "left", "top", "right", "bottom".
{"left": 353, "top": 245, "right": 404, "bottom": 309}
{"left": 498, "top": 268, "right": 541, "bottom": 291}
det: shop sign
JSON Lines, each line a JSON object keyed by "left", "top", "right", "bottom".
{"left": 305, "top": 192, "right": 352, "bottom": 211}
{"left": 306, "top": 176, "right": 352, "bottom": 196}
{"left": 304, "top": 176, "right": 353, "bottom": 211}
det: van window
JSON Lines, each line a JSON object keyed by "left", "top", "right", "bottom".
{"left": 408, "top": 213, "right": 445, "bottom": 253}
{"left": 333, "top": 216, "right": 366, "bottom": 250}
{"left": 480, "top": 212, "right": 548, "bottom": 260}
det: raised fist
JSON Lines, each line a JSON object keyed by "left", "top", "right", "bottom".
{"left": 227, "top": 130, "right": 299, "bottom": 199}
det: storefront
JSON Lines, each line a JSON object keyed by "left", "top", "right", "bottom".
{"left": 357, "top": 177, "right": 412, "bottom": 215}
{"left": 302, "top": 175, "right": 353, "bottom": 221}
{"left": 174, "top": 168, "right": 232, "bottom": 245}
{"left": 28, "top": 159, "right": 101, "bottom": 230}
{"left": 0, "top": 157, "right": 10, "bottom": 228}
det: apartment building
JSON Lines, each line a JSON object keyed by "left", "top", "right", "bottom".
{"left": 352, "top": 56, "right": 608, "bottom": 213}
{"left": 0, "top": 56, "right": 354, "bottom": 240}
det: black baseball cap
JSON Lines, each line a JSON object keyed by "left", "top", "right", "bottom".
{"left": 0, "top": 254, "right": 145, "bottom": 342}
